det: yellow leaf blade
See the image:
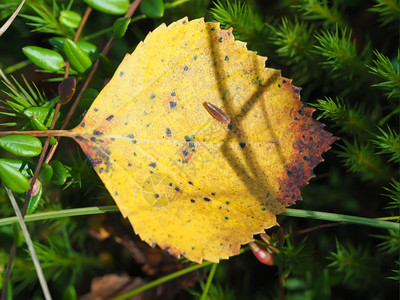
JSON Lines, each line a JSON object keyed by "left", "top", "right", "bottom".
{"left": 71, "top": 17, "right": 336, "bottom": 263}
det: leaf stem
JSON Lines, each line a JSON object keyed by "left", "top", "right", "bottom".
{"left": 201, "top": 263, "right": 218, "bottom": 300}
{"left": 0, "top": 206, "right": 120, "bottom": 227}
{"left": 4, "top": 186, "right": 52, "bottom": 300}
{"left": 283, "top": 208, "right": 399, "bottom": 231}
{"left": 114, "top": 262, "right": 213, "bottom": 300}
{"left": 0, "top": 129, "right": 70, "bottom": 137}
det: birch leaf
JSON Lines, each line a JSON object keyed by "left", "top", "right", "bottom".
{"left": 63, "top": 17, "right": 336, "bottom": 263}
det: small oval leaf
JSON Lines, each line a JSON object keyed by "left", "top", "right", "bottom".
{"left": 22, "top": 46, "right": 64, "bottom": 71}
{"left": 0, "top": 159, "right": 30, "bottom": 193}
{"left": 50, "top": 38, "right": 98, "bottom": 61}
{"left": 0, "top": 135, "right": 42, "bottom": 157}
{"left": 50, "top": 160, "right": 67, "bottom": 185}
{"left": 140, "top": 0, "right": 164, "bottom": 19}
{"left": 23, "top": 107, "right": 55, "bottom": 127}
{"left": 59, "top": 10, "right": 82, "bottom": 29}
{"left": 75, "top": 40, "right": 99, "bottom": 61}
{"left": 113, "top": 17, "right": 131, "bottom": 39}
{"left": 26, "top": 179, "right": 43, "bottom": 215}
{"left": 39, "top": 163, "right": 53, "bottom": 184}
{"left": 0, "top": 158, "right": 31, "bottom": 177}
{"left": 63, "top": 39, "right": 92, "bottom": 73}
{"left": 58, "top": 77, "right": 76, "bottom": 104}
{"left": 83, "top": 0, "right": 129, "bottom": 15}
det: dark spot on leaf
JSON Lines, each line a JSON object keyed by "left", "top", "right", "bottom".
{"left": 184, "top": 135, "right": 190, "bottom": 142}
{"left": 115, "top": 192, "right": 118, "bottom": 196}
{"left": 128, "top": 163, "right": 132, "bottom": 166}
{"left": 175, "top": 187, "right": 180, "bottom": 192}
{"left": 287, "top": 170, "right": 292, "bottom": 176}
{"left": 133, "top": 152, "right": 137, "bottom": 156}
{"left": 226, "top": 201, "right": 230, "bottom": 205}
{"left": 93, "top": 130, "right": 103, "bottom": 136}
{"left": 298, "top": 109, "right": 304, "bottom": 115}
{"left": 94, "top": 108, "right": 98, "bottom": 112}
{"left": 211, "top": 192, "right": 215, "bottom": 196}
{"left": 188, "top": 181, "right": 193, "bottom": 185}
{"left": 125, "top": 122, "right": 128, "bottom": 125}
{"left": 170, "top": 101, "right": 177, "bottom": 108}
{"left": 75, "top": 135, "right": 86, "bottom": 141}
{"left": 189, "top": 141, "right": 195, "bottom": 148}
{"left": 190, "top": 199, "right": 195, "bottom": 203}
{"left": 151, "top": 243, "right": 157, "bottom": 247}
{"left": 183, "top": 148, "right": 189, "bottom": 156}
{"left": 166, "top": 128, "right": 172, "bottom": 136}
{"left": 149, "top": 162, "right": 157, "bottom": 168}
{"left": 132, "top": 140, "right": 137, "bottom": 144}
{"left": 119, "top": 71, "right": 124, "bottom": 77}
{"left": 80, "top": 122, "right": 85, "bottom": 127}
{"left": 106, "top": 115, "right": 114, "bottom": 121}
{"left": 150, "top": 93, "right": 156, "bottom": 100}
{"left": 183, "top": 19, "right": 187, "bottom": 24}
{"left": 171, "top": 91, "right": 176, "bottom": 96}
{"left": 225, "top": 55, "right": 229, "bottom": 61}
{"left": 193, "top": 55, "right": 198, "bottom": 60}
{"left": 184, "top": 66, "right": 189, "bottom": 71}
{"left": 128, "top": 134, "right": 134, "bottom": 138}
{"left": 218, "top": 37, "right": 222, "bottom": 43}
{"left": 239, "top": 142, "right": 246, "bottom": 149}
{"left": 261, "top": 207, "right": 267, "bottom": 211}
{"left": 225, "top": 216, "right": 229, "bottom": 220}
{"left": 155, "top": 193, "right": 160, "bottom": 198}
{"left": 164, "top": 246, "right": 170, "bottom": 252}
{"left": 293, "top": 87, "right": 302, "bottom": 95}
{"left": 90, "top": 137, "right": 96, "bottom": 142}
{"left": 228, "top": 124, "right": 233, "bottom": 130}
{"left": 204, "top": 197, "right": 211, "bottom": 202}
{"left": 294, "top": 116, "right": 300, "bottom": 121}
{"left": 110, "top": 138, "right": 115, "bottom": 141}
{"left": 282, "top": 79, "right": 286, "bottom": 83}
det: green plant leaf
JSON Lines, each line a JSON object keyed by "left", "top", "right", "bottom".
{"left": 140, "top": 0, "right": 164, "bottom": 18}
{"left": 23, "top": 107, "right": 56, "bottom": 128}
{"left": 0, "top": 135, "right": 42, "bottom": 157}
{"left": 113, "top": 17, "right": 131, "bottom": 39}
{"left": 0, "top": 158, "right": 30, "bottom": 193}
{"left": 74, "top": 40, "right": 99, "bottom": 61}
{"left": 98, "top": 53, "right": 115, "bottom": 76}
{"left": 50, "top": 38, "right": 99, "bottom": 61}
{"left": 22, "top": 46, "right": 65, "bottom": 71}
{"left": 83, "top": 0, "right": 130, "bottom": 15}
{"left": 59, "top": 10, "right": 82, "bottom": 29}
{"left": 63, "top": 38, "right": 93, "bottom": 73}
{"left": 26, "top": 179, "right": 43, "bottom": 215}
{"left": 50, "top": 160, "right": 67, "bottom": 185}
{"left": 39, "top": 163, "right": 53, "bottom": 184}
{"left": 0, "top": 158, "right": 32, "bottom": 177}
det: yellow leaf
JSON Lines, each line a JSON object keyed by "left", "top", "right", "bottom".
{"left": 64, "top": 17, "right": 336, "bottom": 263}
